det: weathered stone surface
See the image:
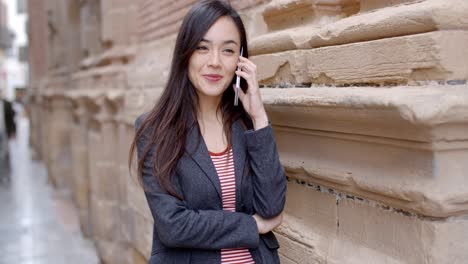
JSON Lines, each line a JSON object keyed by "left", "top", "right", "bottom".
{"left": 89, "top": 196, "right": 121, "bottom": 241}
{"left": 128, "top": 246, "right": 148, "bottom": 264}
{"left": 263, "top": 0, "right": 359, "bottom": 31}
{"left": 250, "top": 0, "right": 468, "bottom": 55}
{"left": 276, "top": 181, "right": 335, "bottom": 263}
{"left": 41, "top": 96, "right": 74, "bottom": 190}
{"left": 360, "top": 0, "right": 421, "bottom": 12}
{"left": 121, "top": 88, "right": 162, "bottom": 125}
{"left": 137, "top": 0, "right": 196, "bottom": 43}
{"left": 27, "top": 0, "right": 468, "bottom": 263}
{"left": 70, "top": 118, "right": 92, "bottom": 236}
{"left": 261, "top": 85, "right": 468, "bottom": 138}
{"left": 27, "top": 0, "right": 49, "bottom": 85}
{"left": 95, "top": 239, "right": 129, "bottom": 264}
{"left": 80, "top": 0, "right": 102, "bottom": 57}
{"left": 279, "top": 181, "right": 468, "bottom": 264}
{"left": 126, "top": 37, "right": 175, "bottom": 89}
{"left": 262, "top": 85, "right": 468, "bottom": 217}
{"left": 253, "top": 31, "right": 468, "bottom": 85}
{"left": 277, "top": 232, "right": 324, "bottom": 264}
{"left": 101, "top": 0, "right": 138, "bottom": 45}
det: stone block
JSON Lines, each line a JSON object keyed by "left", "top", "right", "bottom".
{"left": 283, "top": 181, "right": 337, "bottom": 239}
{"left": 100, "top": 121, "right": 118, "bottom": 162}
{"left": 126, "top": 37, "right": 175, "bottom": 89}
{"left": 101, "top": 5, "right": 137, "bottom": 45}
{"left": 277, "top": 232, "right": 324, "bottom": 264}
{"left": 333, "top": 199, "right": 424, "bottom": 263}
{"left": 360, "top": 0, "right": 420, "bottom": 12}
{"left": 137, "top": 0, "right": 195, "bottom": 42}
{"left": 74, "top": 177, "right": 89, "bottom": 210}
{"left": 426, "top": 216, "right": 468, "bottom": 263}
{"left": 119, "top": 205, "right": 131, "bottom": 243}
{"left": 262, "top": 0, "right": 359, "bottom": 31}
{"left": 329, "top": 199, "right": 468, "bottom": 264}
{"left": 79, "top": 209, "right": 92, "bottom": 238}
{"left": 278, "top": 181, "right": 468, "bottom": 263}
{"left": 253, "top": 31, "right": 468, "bottom": 85}
{"left": 250, "top": 0, "right": 468, "bottom": 55}
{"left": 80, "top": 0, "right": 102, "bottom": 56}
{"left": 90, "top": 196, "right": 121, "bottom": 241}
{"left": 128, "top": 246, "right": 148, "bottom": 264}
{"left": 127, "top": 207, "right": 153, "bottom": 259}
{"left": 93, "top": 165, "right": 120, "bottom": 201}
{"left": 275, "top": 181, "right": 336, "bottom": 262}
{"left": 95, "top": 239, "right": 129, "bottom": 264}
{"left": 101, "top": 0, "right": 130, "bottom": 11}
{"left": 127, "top": 167, "right": 152, "bottom": 220}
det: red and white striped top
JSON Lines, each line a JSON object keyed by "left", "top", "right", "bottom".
{"left": 209, "top": 147, "right": 256, "bottom": 264}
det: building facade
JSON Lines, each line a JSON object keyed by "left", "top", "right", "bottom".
{"left": 27, "top": 0, "right": 468, "bottom": 263}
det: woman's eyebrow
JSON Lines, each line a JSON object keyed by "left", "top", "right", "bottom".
{"left": 200, "top": 38, "right": 238, "bottom": 45}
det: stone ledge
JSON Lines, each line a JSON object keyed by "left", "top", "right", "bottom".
{"left": 262, "top": 0, "right": 360, "bottom": 31}
{"left": 262, "top": 85, "right": 468, "bottom": 217}
{"left": 80, "top": 45, "right": 136, "bottom": 69}
{"left": 252, "top": 30, "right": 468, "bottom": 85}
{"left": 262, "top": 85, "right": 468, "bottom": 133}
{"left": 250, "top": 0, "right": 468, "bottom": 55}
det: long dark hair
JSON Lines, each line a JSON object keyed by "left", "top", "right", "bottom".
{"left": 129, "top": 0, "right": 252, "bottom": 200}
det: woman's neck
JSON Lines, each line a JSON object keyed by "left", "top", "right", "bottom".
{"left": 197, "top": 94, "right": 222, "bottom": 125}
{"left": 197, "top": 94, "right": 228, "bottom": 152}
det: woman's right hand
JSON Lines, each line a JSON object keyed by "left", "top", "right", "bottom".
{"left": 252, "top": 213, "right": 283, "bottom": 234}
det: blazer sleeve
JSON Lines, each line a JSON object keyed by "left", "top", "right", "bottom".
{"left": 245, "top": 124, "right": 287, "bottom": 219}
{"left": 135, "top": 117, "right": 259, "bottom": 250}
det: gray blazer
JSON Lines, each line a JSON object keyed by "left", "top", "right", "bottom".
{"left": 135, "top": 114, "right": 287, "bottom": 264}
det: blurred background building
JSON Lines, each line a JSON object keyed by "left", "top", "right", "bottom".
{"left": 24, "top": 0, "right": 468, "bottom": 263}
{"left": 0, "top": 0, "right": 27, "bottom": 101}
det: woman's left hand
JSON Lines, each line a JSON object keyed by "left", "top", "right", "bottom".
{"left": 233, "top": 56, "right": 269, "bottom": 130}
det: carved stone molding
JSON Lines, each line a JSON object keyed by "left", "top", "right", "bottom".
{"left": 262, "top": 85, "right": 468, "bottom": 217}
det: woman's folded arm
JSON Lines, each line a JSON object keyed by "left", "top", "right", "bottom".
{"left": 245, "top": 124, "right": 287, "bottom": 219}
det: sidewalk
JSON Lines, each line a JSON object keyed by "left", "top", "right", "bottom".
{"left": 0, "top": 116, "right": 100, "bottom": 264}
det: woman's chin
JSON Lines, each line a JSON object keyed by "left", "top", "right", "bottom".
{"left": 197, "top": 85, "right": 228, "bottom": 98}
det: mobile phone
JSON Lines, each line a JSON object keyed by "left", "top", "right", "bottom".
{"left": 234, "top": 47, "right": 243, "bottom": 106}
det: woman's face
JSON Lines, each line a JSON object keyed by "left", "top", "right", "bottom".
{"left": 188, "top": 16, "right": 241, "bottom": 100}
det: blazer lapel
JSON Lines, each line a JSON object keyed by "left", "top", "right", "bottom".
{"left": 185, "top": 123, "right": 222, "bottom": 200}
{"left": 184, "top": 120, "right": 247, "bottom": 206}
{"left": 231, "top": 120, "right": 247, "bottom": 210}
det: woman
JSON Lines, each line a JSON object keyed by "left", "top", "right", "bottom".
{"left": 0, "top": 91, "right": 15, "bottom": 181}
{"left": 129, "top": 1, "right": 287, "bottom": 263}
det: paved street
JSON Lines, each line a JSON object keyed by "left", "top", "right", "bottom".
{"left": 0, "top": 115, "right": 100, "bottom": 264}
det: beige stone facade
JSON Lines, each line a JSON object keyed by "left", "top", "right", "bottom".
{"left": 27, "top": 0, "right": 468, "bottom": 263}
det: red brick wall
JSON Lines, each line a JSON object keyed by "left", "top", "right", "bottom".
{"left": 137, "top": 0, "right": 270, "bottom": 43}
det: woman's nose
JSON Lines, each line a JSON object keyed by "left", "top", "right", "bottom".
{"left": 207, "top": 51, "right": 221, "bottom": 67}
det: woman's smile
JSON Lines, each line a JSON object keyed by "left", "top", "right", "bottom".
{"left": 203, "top": 74, "right": 223, "bottom": 82}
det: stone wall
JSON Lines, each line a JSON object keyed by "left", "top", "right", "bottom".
{"left": 27, "top": 0, "right": 468, "bottom": 263}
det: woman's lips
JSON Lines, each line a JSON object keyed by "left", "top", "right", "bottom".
{"left": 203, "top": 74, "right": 223, "bottom": 82}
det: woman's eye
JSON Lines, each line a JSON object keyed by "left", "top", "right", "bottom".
{"left": 196, "top": 46, "right": 208, "bottom": 51}
{"left": 223, "top": 49, "right": 235, "bottom": 54}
